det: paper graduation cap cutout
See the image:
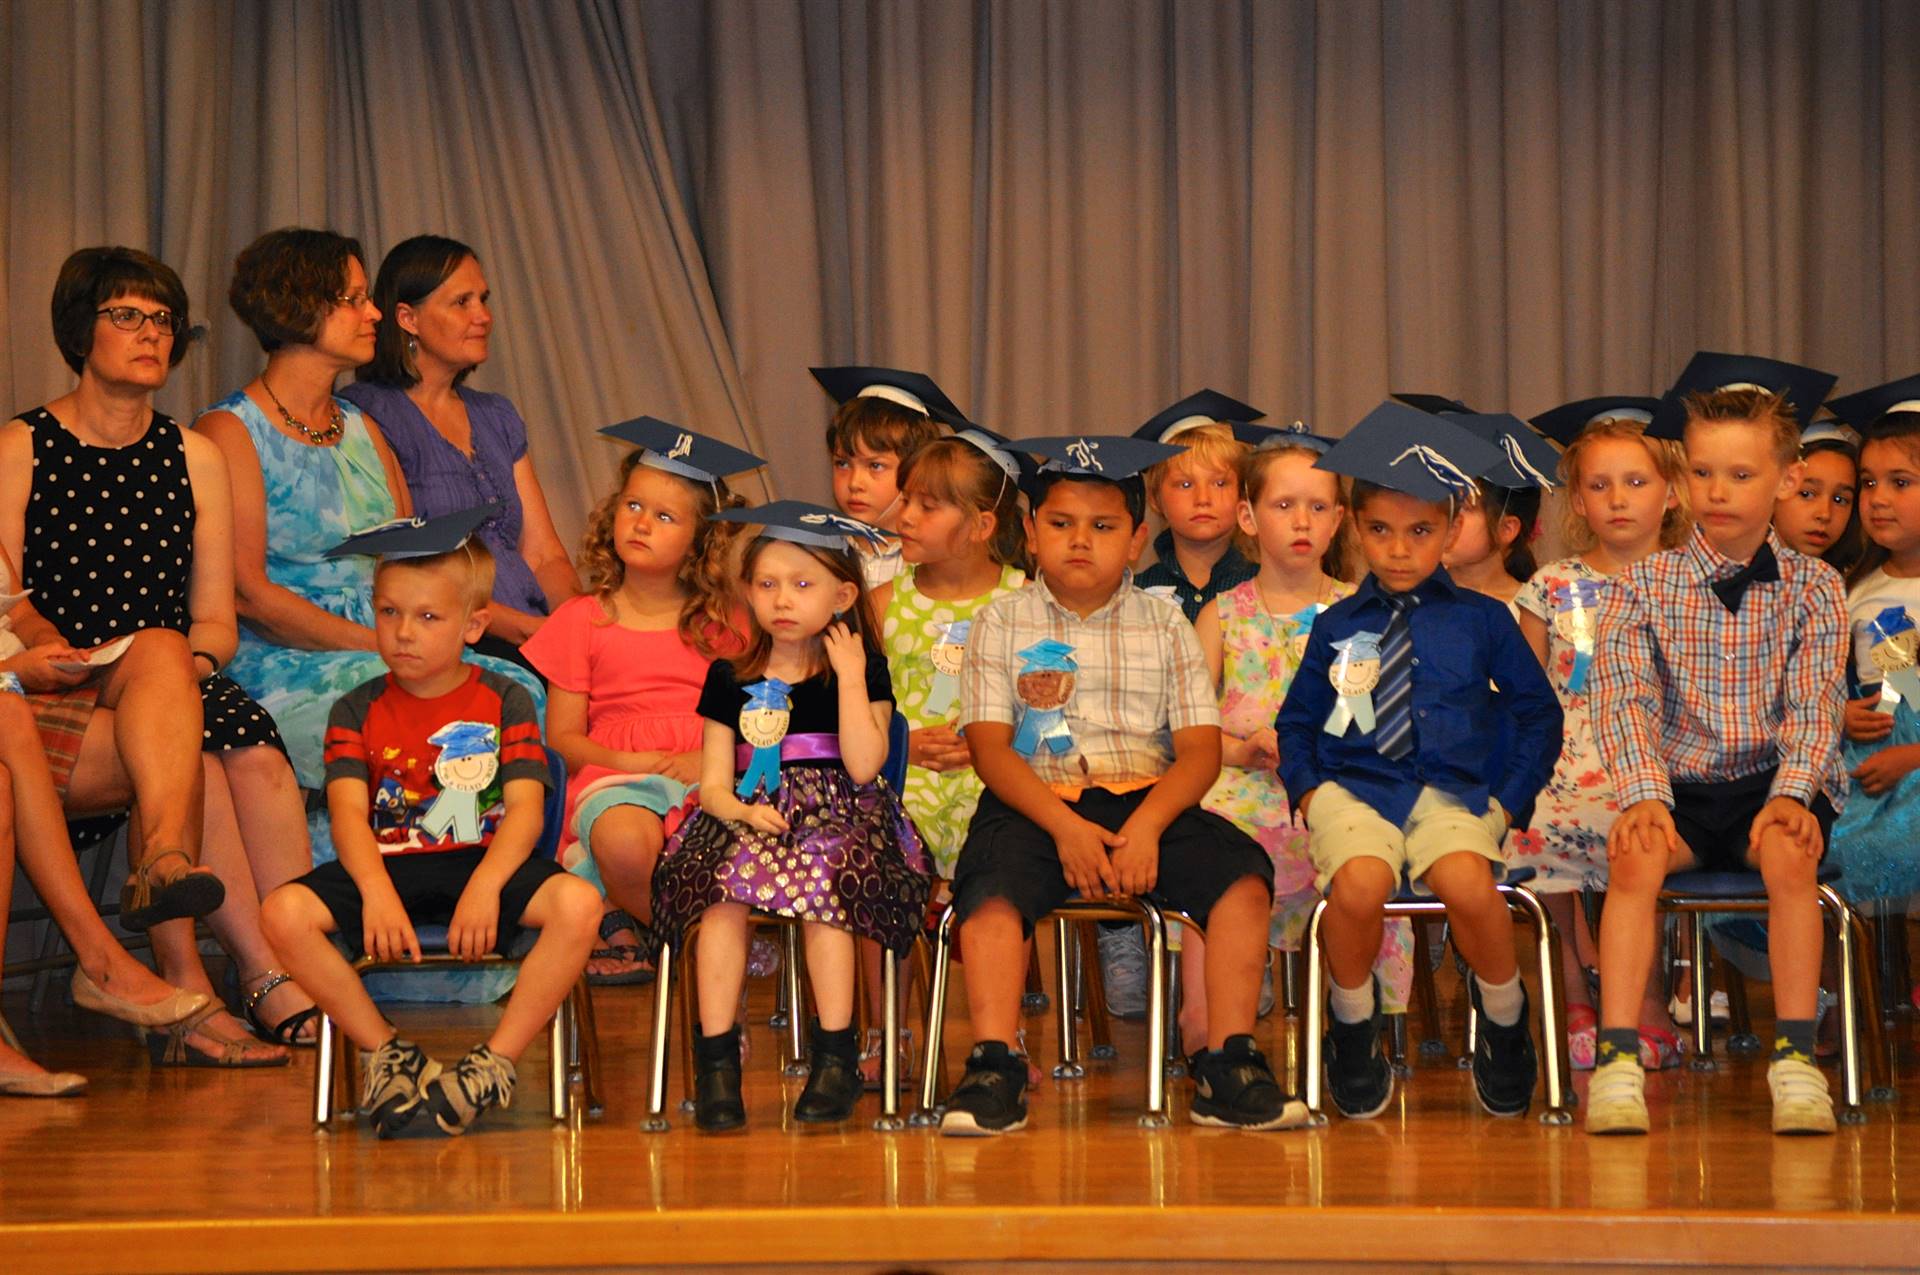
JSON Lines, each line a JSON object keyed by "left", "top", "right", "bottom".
{"left": 709, "top": 499, "right": 888, "bottom": 550}
{"left": 1243, "top": 420, "right": 1340, "bottom": 455}
{"left": 326, "top": 503, "right": 502, "bottom": 560}
{"left": 1132, "top": 389, "right": 1266, "bottom": 443}
{"left": 1645, "top": 352, "right": 1838, "bottom": 440}
{"left": 598, "top": 416, "right": 766, "bottom": 483}
{"left": 1528, "top": 396, "right": 1662, "bottom": 446}
{"left": 1825, "top": 374, "right": 1920, "bottom": 432}
{"left": 1390, "top": 392, "right": 1475, "bottom": 416}
{"left": 1018, "top": 434, "right": 1184, "bottom": 480}
{"left": 951, "top": 423, "right": 1035, "bottom": 486}
{"left": 1314, "top": 403, "right": 1504, "bottom": 504}
{"left": 1448, "top": 412, "right": 1561, "bottom": 490}
{"left": 809, "top": 366, "right": 968, "bottom": 428}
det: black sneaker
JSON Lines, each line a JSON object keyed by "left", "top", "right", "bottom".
{"left": 1190, "top": 1035, "right": 1310, "bottom": 1130}
{"left": 1325, "top": 1010, "right": 1393, "bottom": 1119}
{"left": 1470, "top": 980, "right": 1537, "bottom": 1118}
{"left": 938, "top": 1041, "right": 1028, "bottom": 1136}
{"left": 793, "top": 1020, "right": 861, "bottom": 1124}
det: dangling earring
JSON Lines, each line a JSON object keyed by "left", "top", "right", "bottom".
{"left": 406, "top": 335, "right": 418, "bottom": 359}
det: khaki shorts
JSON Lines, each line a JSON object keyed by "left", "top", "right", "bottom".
{"left": 1305, "top": 782, "right": 1508, "bottom": 895}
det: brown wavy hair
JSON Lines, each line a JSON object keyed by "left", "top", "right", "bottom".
{"left": 579, "top": 451, "right": 747, "bottom": 658}
{"left": 1240, "top": 443, "right": 1353, "bottom": 581}
{"left": 228, "top": 227, "right": 364, "bottom": 353}
{"left": 731, "top": 537, "right": 881, "bottom": 683}
{"left": 51, "top": 247, "right": 194, "bottom": 376}
{"left": 1849, "top": 411, "right": 1920, "bottom": 588}
{"left": 826, "top": 395, "right": 943, "bottom": 461}
{"left": 1557, "top": 417, "right": 1692, "bottom": 553}
{"left": 898, "top": 437, "right": 1031, "bottom": 573}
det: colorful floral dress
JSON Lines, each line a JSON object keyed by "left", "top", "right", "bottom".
{"left": 1508, "top": 558, "right": 1616, "bottom": 891}
{"left": 881, "top": 563, "right": 1026, "bottom": 876}
{"left": 1202, "top": 578, "right": 1414, "bottom": 1010}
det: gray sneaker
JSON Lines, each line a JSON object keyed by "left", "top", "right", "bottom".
{"left": 1096, "top": 926, "right": 1148, "bottom": 1020}
{"left": 418, "top": 1043, "right": 517, "bottom": 1136}
{"left": 362, "top": 1037, "right": 439, "bottom": 1138}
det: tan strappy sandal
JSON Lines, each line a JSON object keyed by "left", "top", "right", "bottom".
{"left": 145, "top": 1003, "right": 289, "bottom": 1069}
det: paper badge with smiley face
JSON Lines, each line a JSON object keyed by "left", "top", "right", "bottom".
{"left": 419, "top": 720, "right": 501, "bottom": 844}
{"left": 1550, "top": 577, "right": 1606, "bottom": 694}
{"left": 736, "top": 678, "right": 795, "bottom": 798}
{"left": 1323, "top": 631, "right": 1383, "bottom": 737}
{"left": 1867, "top": 606, "right": 1920, "bottom": 714}
{"left": 924, "top": 619, "right": 973, "bottom": 719}
{"left": 1012, "top": 638, "right": 1078, "bottom": 757}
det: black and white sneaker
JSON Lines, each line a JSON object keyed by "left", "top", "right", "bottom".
{"left": 418, "top": 1043, "right": 517, "bottom": 1136}
{"left": 362, "top": 1037, "right": 438, "bottom": 1138}
{"left": 1189, "top": 1034, "right": 1310, "bottom": 1130}
{"left": 1470, "top": 981, "right": 1537, "bottom": 1118}
{"left": 938, "top": 1041, "right": 1028, "bottom": 1136}
{"left": 1325, "top": 1011, "right": 1393, "bottom": 1119}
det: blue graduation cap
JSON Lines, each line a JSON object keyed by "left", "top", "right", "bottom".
{"left": 1646, "top": 352, "right": 1839, "bottom": 440}
{"left": 810, "top": 366, "right": 968, "bottom": 428}
{"left": 1449, "top": 412, "right": 1561, "bottom": 490}
{"left": 1245, "top": 420, "right": 1340, "bottom": 455}
{"left": 1019, "top": 434, "right": 1184, "bottom": 480}
{"left": 1824, "top": 373, "right": 1920, "bottom": 432}
{"left": 1528, "top": 396, "right": 1661, "bottom": 446}
{"left": 1391, "top": 392, "right": 1475, "bottom": 416}
{"left": 710, "top": 499, "right": 888, "bottom": 550}
{"left": 598, "top": 416, "right": 766, "bottom": 484}
{"left": 1314, "top": 403, "right": 1505, "bottom": 504}
{"left": 951, "top": 423, "right": 1036, "bottom": 487}
{"left": 427, "top": 720, "right": 496, "bottom": 762}
{"left": 1132, "top": 389, "right": 1265, "bottom": 443}
{"left": 325, "top": 503, "right": 502, "bottom": 560}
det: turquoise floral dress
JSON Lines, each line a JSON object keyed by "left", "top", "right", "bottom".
{"left": 1201, "top": 579, "right": 1413, "bottom": 1010}
{"left": 881, "top": 563, "right": 1026, "bottom": 876}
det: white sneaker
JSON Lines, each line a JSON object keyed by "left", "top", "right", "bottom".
{"left": 1667, "top": 989, "right": 1730, "bottom": 1027}
{"left": 1768, "top": 1057, "right": 1837, "bottom": 1135}
{"left": 1585, "top": 1058, "right": 1650, "bottom": 1135}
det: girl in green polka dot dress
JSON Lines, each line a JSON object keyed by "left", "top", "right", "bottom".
{"left": 863, "top": 429, "right": 1030, "bottom": 1082}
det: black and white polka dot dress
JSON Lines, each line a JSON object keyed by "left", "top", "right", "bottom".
{"left": 19, "top": 407, "right": 286, "bottom": 756}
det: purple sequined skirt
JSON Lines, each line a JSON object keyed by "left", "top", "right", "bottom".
{"left": 652, "top": 765, "right": 932, "bottom": 954}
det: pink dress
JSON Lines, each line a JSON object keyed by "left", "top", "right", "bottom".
{"left": 521, "top": 595, "right": 727, "bottom": 873}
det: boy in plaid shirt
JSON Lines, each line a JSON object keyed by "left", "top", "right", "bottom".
{"left": 1588, "top": 358, "right": 1847, "bottom": 1137}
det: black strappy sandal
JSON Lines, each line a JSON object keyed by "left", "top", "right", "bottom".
{"left": 242, "top": 970, "right": 321, "bottom": 1048}
{"left": 119, "top": 849, "right": 225, "bottom": 932}
{"left": 587, "top": 909, "right": 657, "bottom": 987}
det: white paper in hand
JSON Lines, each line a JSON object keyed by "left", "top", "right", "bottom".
{"left": 51, "top": 633, "right": 137, "bottom": 673}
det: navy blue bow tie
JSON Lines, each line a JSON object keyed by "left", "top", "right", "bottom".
{"left": 1711, "top": 542, "right": 1779, "bottom": 614}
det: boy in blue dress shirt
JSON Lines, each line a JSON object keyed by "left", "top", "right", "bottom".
{"left": 1277, "top": 404, "right": 1563, "bottom": 1118}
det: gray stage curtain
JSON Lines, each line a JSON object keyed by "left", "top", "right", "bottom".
{"left": 4, "top": 0, "right": 1917, "bottom": 541}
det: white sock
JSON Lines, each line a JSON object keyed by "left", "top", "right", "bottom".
{"left": 1476, "top": 971, "right": 1524, "bottom": 1027}
{"left": 1329, "top": 977, "right": 1375, "bottom": 1025}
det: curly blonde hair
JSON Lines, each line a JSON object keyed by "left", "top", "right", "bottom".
{"left": 1557, "top": 417, "right": 1692, "bottom": 552}
{"left": 580, "top": 451, "right": 746, "bottom": 658}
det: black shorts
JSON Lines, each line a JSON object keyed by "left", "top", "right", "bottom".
{"left": 1669, "top": 768, "right": 1836, "bottom": 873}
{"left": 289, "top": 849, "right": 564, "bottom": 956}
{"left": 950, "top": 787, "right": 1273, "bottom": 937}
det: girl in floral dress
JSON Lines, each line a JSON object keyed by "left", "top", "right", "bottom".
{"left": 1513, "top": 409, "right": 1691, "bottom": 1069}
{"left": 1193, "top": 438, "right": 1413, "bottom": 1046}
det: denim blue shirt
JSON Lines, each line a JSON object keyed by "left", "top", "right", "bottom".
{"left": 1276, "top": 568, "right": 1562, "bottom": 826}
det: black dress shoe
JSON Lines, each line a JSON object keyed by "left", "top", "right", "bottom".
{"left": 793, "top": 1020, "right": 861, "bottom": 1124}
{"left": 694, "top": 1025, "right": 746, "bottom": 1132}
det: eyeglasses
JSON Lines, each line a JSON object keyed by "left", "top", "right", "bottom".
{"left": 96, "top": 305, "right": 182, "bottom": 335}
{"left": 333, "top": 290, "right": 373, "bottom": 310}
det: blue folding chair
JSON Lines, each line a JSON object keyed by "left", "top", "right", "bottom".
{"left": 312, "top": 747, "right": 602, "bottom": 1126}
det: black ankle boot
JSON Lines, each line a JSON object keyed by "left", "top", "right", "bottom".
{"left": 793, "top": 1019, "right": 860, "bottom": 1124}
{"left": 693, "top": 1025, "right": 746, "bottom": 1133}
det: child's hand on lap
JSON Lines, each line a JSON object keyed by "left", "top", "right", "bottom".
{"left": 737, "top": 803, "right": 790, "bottom": 837}
{"left": 448, "top": 882, "right": 502, "bottom": 959}
{"left": 1109, "top": 824, "right": 1161, "bottom": 895}
{"left": 1608, "top": 799, "right": 1681, "bottom": 862}
{"left": 908, "top": 723, "right": 970, "bottom": 772}
{"left": 660, "top": 750, "right": 703, "bottom": 784}
{"left": 1057, "top": 817, "right": 1122, "bottom": 898}
{"left": 822, "top": 621, "right": 866, "bottom": 681}
{"left": 1226, "top": 728, "right": 1279, "bottom": 770}
{"left": 1845, "top": 695, "right": 1897, "bottom": 744}
{"left": 1748, "top": 795, "right": 1820, "bottom": 857}
{"left": 363, "top": 888, "right": 422, "bottom": 964}
{"left": 1851, "top": 743, "right": 1920, "bottom": 796}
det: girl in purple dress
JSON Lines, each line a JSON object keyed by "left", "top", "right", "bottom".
{"left": 651, "top": 503, "right": 930, "bottom": 1132}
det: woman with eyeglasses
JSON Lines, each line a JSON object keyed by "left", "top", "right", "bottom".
{"left": 0, "top": 246, "right": 315, "bottom": 1069}
{"left": 196, "top": 229, "right": 544, "bottom": 854}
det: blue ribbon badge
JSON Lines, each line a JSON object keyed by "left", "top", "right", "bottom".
{"left": 1287, "top": 602, "right": 1329, "bottom": 664}
{"left": 1868, "top": 607, "right": 1920, "bottom": 714}
{"left": 736, "top": 678, "right": 794, "bottom": 798}
{"left": 1012, "top": 638, "right": 1078, "bottom": 757}
{"left": 1550, "top": 578, "right": 1605, "bottom": 694}
{"left": 1323, "top": 631, "right": 1383, "bottom": 737}
{"left": 924, "top": 619, "right": 973, "bottom": 719}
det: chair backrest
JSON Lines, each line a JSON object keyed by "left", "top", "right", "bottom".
{"left": 535, "top": 746, "right": 568, "bottom": 863}
{"left": 882, "top": 711, "right": 910, "bottom": 792}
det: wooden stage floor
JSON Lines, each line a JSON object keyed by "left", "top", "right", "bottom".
{"left": 5, "top": 950, "right": 1920, "bottom": 1275}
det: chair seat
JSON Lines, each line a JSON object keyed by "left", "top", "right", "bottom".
{"left": 1662, "top": 863, "right": 1843, "bottom": 899}
{"left": 1387, "top": 865, "right": 1535, "bottom": 905}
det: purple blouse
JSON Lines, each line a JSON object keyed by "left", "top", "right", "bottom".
{"left": 339, "top": 380, "right": 550, "bottom": 616}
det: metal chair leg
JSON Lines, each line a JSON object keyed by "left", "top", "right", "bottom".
{"left": 874, "top": 949, "right": 905, "bottom": 1130}
{"left": 575, "top": 979, "right": 605, "bottom": 1117}
{"left": 782, "top": 922, "right": 808, "bottom": 1076}
{"left": 679, "top": 943, "right": 699, "bottom": 1111}
{"left": 910, "top": 934, "right": 948, "bottom": 1103}
{"left": 1411, "top": 917, "right": 1447, "bottom": 1058}
{"left": 313, "top": 1011, "right": 338, "bottom": 1127}
{"left": 1723, "top": 964, "right": 1762, "bottom": 1057}
{"left": 1689, "top": 912, "right": 1716, "bottom": 1071}
{"left": 1301, "top": 898, "right": 1330, "bottom": 1123}
{"left": 1052, "top": 916, "right": 1084, "bottom": 1079}
{"left": 1140, "top": 903, "right": 1171, "bottom": 1127}
{"left": 1848, "top": 908, "right": 1896, "bottom": 1101}
{"left": 1508, "top": 884, "right": 1573, "bottom": 1124}
{"left": 912, "top": 906, "right": 957, "bottom": 1124}
{"left": 549, "top": 994, "right": 570, "bottom": 1120}
{"left": 1080, "top": 922, "right": 1117, "bottom": 1060}
{"left": 1022, "top": 942, "right": 1050, "bottom": 1013}
{"left": 1280, "top": 948, "right": 1300, "bottom": 1019}
{"left": 643, "top": 936, "right": 675, "bottom": 1131}
{"left": 1820, "top": 884, "right": 1867, "bottom": 1122}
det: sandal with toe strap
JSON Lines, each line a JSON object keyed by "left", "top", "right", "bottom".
{"left": 119, "top": 849, "right": 225, "bottom": 932}
{"left": 588, "top": 910, "right": 656, "bottom": 987}
{"left": 242, "top": 970, "right": 321, "bottom": 1048}
{"left": 146, "top": 1002, "right": 291, "bottom": 1069}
